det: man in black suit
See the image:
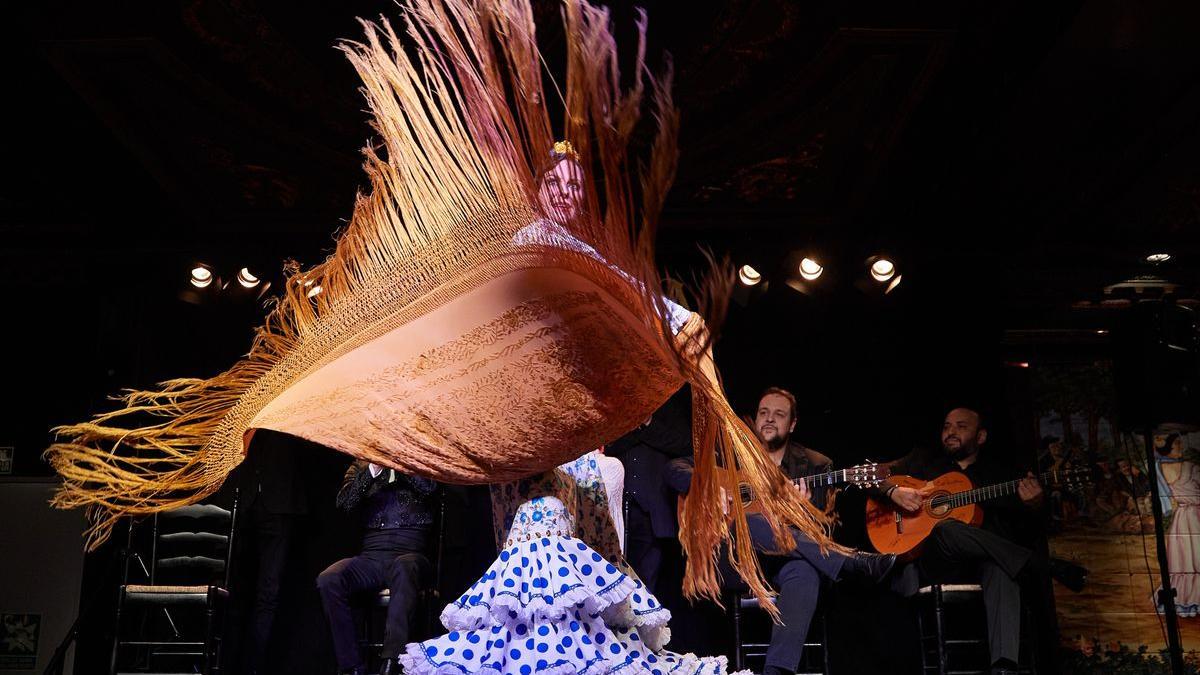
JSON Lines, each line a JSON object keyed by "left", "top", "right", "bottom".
{"left": 317, "top": 461, "right": 436, "bottom": 675}
{"left": 605, "top": 387, "right": 693, "bottom": 591}
{"left": 226, "top": 429, "right": 310, "bottom": 674}
{"left": 879, "top": 407, "right": 1054, "bottom": 675}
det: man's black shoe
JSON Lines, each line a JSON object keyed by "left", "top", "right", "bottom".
{"left": 1049, "top": 556, "right": 1088, "bottom": 592}
{"left": 841, "top": 552, "right": 897, "bottom": 584}
{"left": 990, "top": 657, "right": 1020, "bottom": 675}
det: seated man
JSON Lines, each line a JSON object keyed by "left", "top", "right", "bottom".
{"left": 666, "top": 386, "right": 895, "bottom": 675}
{"left": 317, "top": 461, "right": 437, "bottom": 675}
{"left": 878, "top": 407, "right": 1054, "bottom": 675}
{"left": 606, "top": 387, "right": 694, "bottom": 591}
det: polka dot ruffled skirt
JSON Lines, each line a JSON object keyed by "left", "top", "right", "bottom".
{"left": 401, "top": 532, "right": 748, "bottom": 674}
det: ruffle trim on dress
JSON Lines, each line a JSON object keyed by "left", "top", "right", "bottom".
{"left": 442, "top": 535, "right": 637, "bottom": 631}
{"left": 400, "top": 629, "right": 752, "bottom": 675}
{"left": 600, "top": 578, "right": 672, "bottom": 652}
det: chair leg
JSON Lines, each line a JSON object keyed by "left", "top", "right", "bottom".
{"left": 916, "top": 602, "right": 929, "bottom": 673}
{"left": 110, "top": 590, "right": 124, "bottom": 675}
{"left": 203, "top": 591, "right": 215, "bottom": 675}
{"left": 822, "top": 609, "right": 832, "bottom": 675}
{"left": 933, "top": 587, "right": 948, "bottom": 675}
{"left": 731, "top": 600, "right": 743, "bottom": 671}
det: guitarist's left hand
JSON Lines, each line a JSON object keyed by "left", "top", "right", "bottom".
{"left": 1018, "top": 472, "right": 1044, "bottom": 507}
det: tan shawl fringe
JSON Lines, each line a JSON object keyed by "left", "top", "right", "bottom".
{"left": 44, "top": 0, "right": 840, "bottom": 618}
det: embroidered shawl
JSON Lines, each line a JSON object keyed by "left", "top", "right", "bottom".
{"left": 45, "top": 0, "right": 840, "bottom": 614}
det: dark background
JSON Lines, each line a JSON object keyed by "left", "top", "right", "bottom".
{"left": 3, "top": 0, "right": 1198, "bottom": 672}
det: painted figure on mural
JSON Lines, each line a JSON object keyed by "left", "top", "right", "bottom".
{"left": 1154, "top": 433, "right": 1200, "bottom": 618}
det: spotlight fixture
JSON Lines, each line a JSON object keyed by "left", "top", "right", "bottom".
{"left": 307, "top": 284, "right": 323, "bottom": 299}
{"left": 885, "top": 275, "right": 902, "bottom": 294}
{"left": 1146, "top": 252, "right": 1172, "bottom": 263}
{"left": 237, "top": 267, "right": 260, "bottom": 289}
{"left": 190, "top": 265, "right": 213, "bottom": 289}
{"left": 798, "top": 258, "right": 823, "bottom": 281}
{"left": 738, "top": 265, "right": 762, "bottom": 286}
{"left": 870, "top": 258, "right": 896, "bottom": 282}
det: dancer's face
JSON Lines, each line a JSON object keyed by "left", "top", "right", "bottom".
{"left": 538, "top": 159, "right": 585, "bottom": 223}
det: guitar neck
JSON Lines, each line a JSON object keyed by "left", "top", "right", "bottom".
{"left": 942, "top": 469, "right": 1055, "bottom": 508}
{"left": 795, "top": 469, "right": 850, "bottom": 488}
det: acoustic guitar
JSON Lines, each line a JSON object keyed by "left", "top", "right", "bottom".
{"left": 679, "top": 462, "right": 889, "bottom": 523}
{"left": 865, "top": 466, "right": 1090, "bottom": 556}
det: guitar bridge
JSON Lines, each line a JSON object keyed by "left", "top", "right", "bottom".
{"left": 895, "top": 511, "right": 903, "bottom": 534}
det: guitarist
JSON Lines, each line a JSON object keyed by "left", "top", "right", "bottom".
{"left": 666, "top": 387, "right": 896, "bottom": 675}
{"left": 877, "top": 406, "right": 1054, "bottom": 675}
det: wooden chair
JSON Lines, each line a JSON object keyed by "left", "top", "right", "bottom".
{"left": 729, "top": 590, "right": 831, "bottom": 675}
{"left": 110, "top": 495, "right": 238, "bottom": 675}
{"left": 914, "top": 584, "right": 1036, "bottom": 675}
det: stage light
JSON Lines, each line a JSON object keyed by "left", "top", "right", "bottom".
{"left": 1146, "top": 252, "right": 1172, "bottom": 263}
{"left": 870, "top": 258, "right": 895, "bottom": 282}
{"left": 738, "top": 265, "right": 762, "bottom": 286}
{"left": 307, "top": 284, "right": 323, "bottom": 299}
{"left": 190, "top": 265, "right": 213, "bottom": 289}
{"left": 798, "top": 258, "right": 823, "bottom": 281}
{"left": 237, "top": 267, "right": 260, "bottom": 288}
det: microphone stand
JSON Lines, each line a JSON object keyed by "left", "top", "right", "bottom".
{"left": 1142, "top": 427, "right": 1185, "bottom": 675}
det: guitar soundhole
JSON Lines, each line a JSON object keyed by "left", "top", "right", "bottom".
{"left": 925, "top": 491, "right": 953, "bottom": 518}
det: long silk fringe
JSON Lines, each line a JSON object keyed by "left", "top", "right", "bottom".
{"left": 44, "top": 0, "right": 842, "bottom": 620}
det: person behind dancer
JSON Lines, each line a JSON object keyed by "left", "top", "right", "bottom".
{"left": 878, "top": 406, "right": 1054, "bottom": 675}
{"left": 317, "top": 461, "right": 437, "bottom": 675}
{"left": 224, "top": 429, "right": 310, "bottom": 674}
{"left": 605, "top": 387, "right": 694, "bottom": 591}
{"left": 666, "top": 386, "right": 896, "bottom": 675}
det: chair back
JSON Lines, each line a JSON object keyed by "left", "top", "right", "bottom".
{"left": 148, "top": 495, "right": 238, "bottom": 588}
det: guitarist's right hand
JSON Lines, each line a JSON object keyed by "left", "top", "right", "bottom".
{"left": 890, "top": 485, "right": 929, "bottom": 512}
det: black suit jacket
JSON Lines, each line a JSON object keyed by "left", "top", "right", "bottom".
{"left": 228, "top": 429, "right": 310, "bottom": 515}
{"left": 605, "top": 387, "right": 693, "bottom": 538}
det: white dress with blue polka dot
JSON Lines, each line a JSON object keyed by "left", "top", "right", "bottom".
{"left": 400, "top": 452, "right": 749, "bottom": 675}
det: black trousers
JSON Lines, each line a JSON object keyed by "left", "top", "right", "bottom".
{"left": 625, "top": 501, "right": 665, "bottom": 593}
{"left": 226, "top": 500, "right": 299, "bottom": 674}
{"left": 317, "top": 527, "right": 429, "bottom": 670}
{"left": 745, "top": 515, "right": 847, "bottom": 674}
{"left": 916, "top": 520, "right": 1034, "bottom": 666}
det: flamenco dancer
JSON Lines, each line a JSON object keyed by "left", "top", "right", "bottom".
{"left": 409, "top": 449, "right": 734, "bottom": 674}
{"left": 396, "top": 148, "right": 735, "bottom": 674}
{"left": 47, "top": 1, "right": 846, "bottom": 673}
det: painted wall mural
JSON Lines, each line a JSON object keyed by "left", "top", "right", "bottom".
{"left": 1030, "top": 362, "right": 1200, "bottom": 671}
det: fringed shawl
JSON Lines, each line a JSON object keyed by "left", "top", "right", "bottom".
{"left": 45, "top": 0, "right": 842, "bottom": 616}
